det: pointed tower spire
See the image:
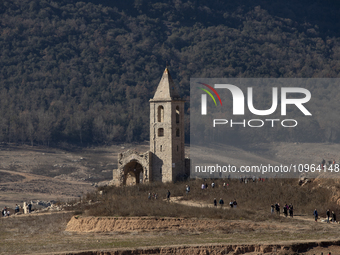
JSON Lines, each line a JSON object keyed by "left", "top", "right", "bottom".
{"left": 149, "top": 68, "right": 186, "bottom": 183}
{"left": 153, "top": 67, "right": 181, "bottom": 100}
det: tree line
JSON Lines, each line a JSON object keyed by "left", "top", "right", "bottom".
{"left": 1, "top": 0, "right": 340, "bottom": 146}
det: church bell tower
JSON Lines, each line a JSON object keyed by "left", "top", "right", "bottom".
{"left": 149, "top": 68, "right": 185, "bottom": 182}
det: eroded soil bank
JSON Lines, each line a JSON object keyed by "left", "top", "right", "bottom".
{"left": 63, "top": 216, "right": 340, "bottom": 254}
{"left": 51, "top": 241, "right": 340, "bottom": 255}
{"left": 65, "top": 216, "right": 278, "bottom": 233}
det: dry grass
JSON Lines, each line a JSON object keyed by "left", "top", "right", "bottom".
{"left": 2, "top": 178, "right": 339, "bottom": 254}
{"left": 0, "top": 212, "right": 73, "bottom": 237}
{"left": 181, "top": 178, "right": 337, "bottom": 215}
{"left": 70, "top": 178, "right": 339, "bottom": 220}
{"left": 0, "top": 212, "right": 74, "bottom": 254}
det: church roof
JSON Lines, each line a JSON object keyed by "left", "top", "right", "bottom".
{"left": 152, "top": 68, "right": 181, "bottom": 100}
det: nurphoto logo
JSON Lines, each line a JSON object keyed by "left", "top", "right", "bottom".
{"left": 199, "top": 82, "right": 312, "bottom": 128}
{"left": 190, "top": 78, "right": 337, "bottom": 179}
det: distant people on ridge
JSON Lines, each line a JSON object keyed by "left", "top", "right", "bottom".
{"left": 219, "top": 198, "right": 224, "bottom": 208}
{"left": 289, "top": 204, "right": 293, "bottom": 218}
{"left": 166, "top": 190, "right": 171, "bottom": 202}
{"left": 327, "top": 209, "right": 330, "bottom": 223}
{"left": 233, "top": 199, "right": 237, "bottom": 208}
{"left": 314, "top": 209, "right": 318, "bottom": 222}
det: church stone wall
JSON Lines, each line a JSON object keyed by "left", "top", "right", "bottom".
{"left": 150, "top": 100, "right": 175, "bottom": 182}
{"left": 113, "top": 68, "right": 189, "bottom": 186}
{"left": 170, "top": 100, "right": 185, "bottom": 181}
{"left": 112, "top": 150, "right": 151, "bottom": 186}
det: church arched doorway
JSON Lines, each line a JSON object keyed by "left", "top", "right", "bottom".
{"left": 123, "top": 160, "right": 144, "bottom": 185}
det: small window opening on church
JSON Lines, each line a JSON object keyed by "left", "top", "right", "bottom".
{"left": 176, "top": 128, "right": 180, "bottom": 137}
{"left": 176, "top": 106, "right": 180, "bottom": 123}
{"left": 158, "top": 128, "right": 164, "bottom": 137}
{"left": 160, "top": 145, "right": 162, "bottom": 151}
{"left": 158, "top": 106, "right": 164, "bottom": 122}
{"left": 177, "top": 145, "right": 178, "bottom": 151}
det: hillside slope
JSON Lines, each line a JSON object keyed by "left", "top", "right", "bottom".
{"left": 1, "top": 0, "right": 340, "bottom": 145}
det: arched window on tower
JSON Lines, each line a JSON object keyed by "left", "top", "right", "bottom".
{"left": 176, "top": 128, "right": 180, "bottom": 137}
{"left": 158, "top": 106, "right": 164, "bottom": 122}
{"left": 176, "top": 106, "right": 180, "bottom": 123}
{"left": 158, "top": 128, "right": 164, "bottom": 137}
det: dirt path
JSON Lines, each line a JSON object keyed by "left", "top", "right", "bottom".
{"left": 169, "top": 196, "right": 214, "bottom": 207}
{"left": 1, "top": 209, "right": 73, "bottom": 218}
{"left": 0, "top": 169, "right": 36, "bottom": 183}
{"left": 0, "top": 169, "right": 89, "bottom": 185}
{"left": 169, "top": 196, "right": 233, "bottom": 209}
{"left": 281, "top": 214, "right": 340, "bottom": 226}
{"left": 169, "top": 196, "right": 340, "bottom": 229}
{"left": 0, "top": 169, "right": 95, "bottom": 209}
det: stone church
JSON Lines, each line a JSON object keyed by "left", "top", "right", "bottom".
{"left": 112, "top": 68, "right": 190, "bottom": 185}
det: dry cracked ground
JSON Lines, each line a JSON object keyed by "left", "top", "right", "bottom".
{"left": 0, "top": 143, "right": 150, "bottom": 209}
{"left": 1, "top": 141, "right": 340, "bottom": 209}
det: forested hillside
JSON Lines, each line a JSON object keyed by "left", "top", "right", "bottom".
{"left": 1, "top": 0, "right": 340, "bottom": 146}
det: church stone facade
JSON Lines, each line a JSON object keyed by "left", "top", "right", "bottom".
{"left": 112, "top": 68, "right": 189, "bottom": 185}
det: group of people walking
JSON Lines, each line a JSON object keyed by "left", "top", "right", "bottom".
{"left": 2, "top": 203, "right": 32, "bottom": 216}
{"left": 148, "top": 192, "right": 158, "bottom": 200}
{"left": 314, "top": 209, "right": 336, "bottom": 223}
{"left": 201, "top": 182, "right": 230, "bottom": 189}
{"left": 147, "top": 183, "right": 337, "bottom": 227}
{"left": 271, "top": 203, "right": 294, "bottom": 217}
{"left": 326, "top": 209, "right": 336, "bottom": 223}
{"left": 270, "top": 204, "right": 337, "bottom": 223}
{"left": 1, "top": 206, "right": 10, "bottom": 217}
{"left": 214, "top": 198, "right": 237, "bottom": 208}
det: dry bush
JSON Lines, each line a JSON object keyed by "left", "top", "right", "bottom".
{"left": 183, "top": 178, "right": 337, "bottom": 216}
{"left": 85, "top": 195, "right": 262, "bottom": 221}
{"left": 72, "top": 178, "right": 339, "bottom": 220}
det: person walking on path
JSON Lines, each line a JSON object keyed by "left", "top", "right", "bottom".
{"left": 28, "top": 202, "right": 32, "bottom": 213}
{"left": 275, "top": 203, "right": 280, "bottom": 215}
{"left": 233, "top": 199, "right": 237, "bottom": 208}
{"left": 186, "top": 185, "right": 190, "bottom": 195}
{"left": 326, "top": 209, "right": 330, "bottom": 223}
{"left": 332, "top": 211, "right": 336, "bottom": 223}
{"left": 219, "top": 198, "right": 224, "bottom": 208}
{"left": 229, "top": 200, "right": 234, "bottom": 208}
{"left": 166, "top": 190, "right": 171, "bottom": 202}
{"left": 283, "top": 204, "right": 288, "bottom": 217}
{"left": 289, "top": 204, "right": 293, "bottom": 218}
{"left": 2, "top": 207, "right": 6, "bottom": 217}
{"left": 314, "top": 209, "right": 318, "bottom": 222}
{"left": 214, "top": 198, "right": 217, "bottom": 207}
{"left": 271, "top": 204, "right": 274, "bottom": 214}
